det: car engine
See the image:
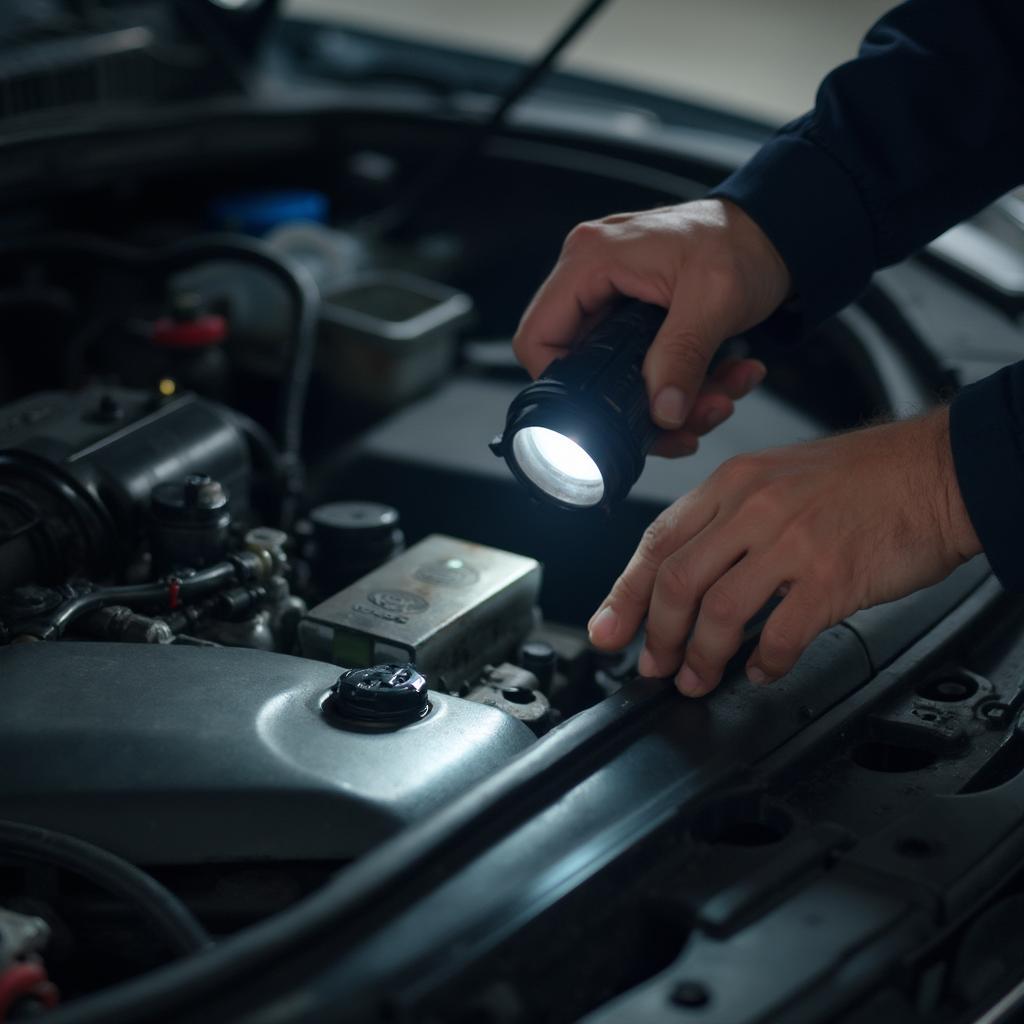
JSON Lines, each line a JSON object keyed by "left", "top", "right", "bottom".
{"left": 6, "top": 5, "right": 1024, "bottom": 1019}
{"left": 0, "top": 364, "right": 558, "bottom": 997}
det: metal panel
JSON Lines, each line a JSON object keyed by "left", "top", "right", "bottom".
{"left": 0, "top": 642, "right": 535, "bottom": 863}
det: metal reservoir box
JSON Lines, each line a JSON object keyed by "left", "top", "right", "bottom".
{"left": 299, "top": 535, "right": 542, "bottom": 688}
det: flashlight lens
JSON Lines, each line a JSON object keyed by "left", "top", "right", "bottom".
{"left": 511, "top": 426, "right": 605, "bottom": 508}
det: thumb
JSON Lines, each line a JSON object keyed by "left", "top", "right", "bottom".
{"left": 641, "top": 308, "right": 720, "bottom": 430}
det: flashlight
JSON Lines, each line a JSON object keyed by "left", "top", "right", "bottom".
{"left": 490, "top": 300, "right": 666, "bottom": 510}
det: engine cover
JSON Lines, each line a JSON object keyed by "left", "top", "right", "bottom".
{"left": 0, "top": 642, "right": 534, "bottom": 864}
{"left": 0, "top": 386, "right": 250, "bottom": 589}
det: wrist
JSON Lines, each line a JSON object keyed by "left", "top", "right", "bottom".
{"left": 716, "top": 197, "right": 793, "bottom": 327}
{"left": 927, "top": 406, "right": 983, "bottom": 566}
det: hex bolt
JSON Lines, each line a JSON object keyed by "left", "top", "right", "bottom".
{"left": 980, "top": 701, "right": 1012, "bottom": 728}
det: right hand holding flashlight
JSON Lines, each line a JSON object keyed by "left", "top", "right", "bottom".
{"left": 512, "top": 198, "right": 791, "bottom": 456}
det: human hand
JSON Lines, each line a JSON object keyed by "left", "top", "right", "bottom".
{"left": 587, "top": 408, "right": 982, "bottom": 696}
{"left": 512, "top": 199, "right": 791, "bottom": 456}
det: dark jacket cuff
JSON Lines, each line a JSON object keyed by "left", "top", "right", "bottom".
{"left": 950, "top": 366, "right": 1024, "bottom": 592}
{"left": 709, "top": 121, "right": 877, "bottom": 339}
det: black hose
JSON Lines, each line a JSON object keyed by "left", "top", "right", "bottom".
{"left": 220, "top": 406, "right": 288, "bottom": 490}
{"left": 0, "top": 234, "right": 319, "bottom": 485}
{"left": 220, "top": 406, "right": 292, "bottom": 525}
{"left": 0, "top": 819, "right": 211, "bottom": 958}
{"left": 28, "top": 561, "right": 238, "bottom": 640}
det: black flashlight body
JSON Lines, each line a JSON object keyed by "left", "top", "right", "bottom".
{"left": 491, "top": 300, "right": 667, "bottom": 509}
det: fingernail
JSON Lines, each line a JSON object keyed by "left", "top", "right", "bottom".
{"left": 653, "top": 386, "right": 688, "bottom": 429}
{"left": 746, "top": 364, "right": 767, "bottom": 390}
{"left": 638, "top": 646, "right": 658, "bottom": 677}
{"left": 747, "top": 666, "right": 768, "bottom": 685}
{"left": 704, "top": 406, "right": 728, "bottom": 430}
{"left": 588, "top": 606, "right": 618, "bottom": 643}
{"left": 675, "top": 664, "right": 706, "bottom": 696}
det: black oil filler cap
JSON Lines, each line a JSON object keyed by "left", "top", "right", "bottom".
{"left": 325, "top": 664, "right": 429, "bottom": 726}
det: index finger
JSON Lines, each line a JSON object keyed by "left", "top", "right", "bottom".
{"left": 511, "top": 260, "right": 618, "bottom": 379}
{"left": 588, "top": 492, "right": 716, "bottom": 651}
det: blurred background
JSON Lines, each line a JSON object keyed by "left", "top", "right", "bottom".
{"left": 285, "top": 0, "right": 893, "bottom": 123}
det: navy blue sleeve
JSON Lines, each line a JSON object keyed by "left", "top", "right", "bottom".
{"left": 711, "top": 0, "right": 1024, "bottom": 332}
{"left": 709, "top": 0, "right": 1024, "bottom": 591}
{"left": 951, "top": 366, "right": 1024, "bottom": 590}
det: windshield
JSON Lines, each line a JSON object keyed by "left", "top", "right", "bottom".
{"left": 284, "top": 0, "right": 891, "bottom": 122}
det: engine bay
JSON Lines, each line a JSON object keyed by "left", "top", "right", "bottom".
{"left": 4, "top": 20, "right": 1024, "bottom": 1016}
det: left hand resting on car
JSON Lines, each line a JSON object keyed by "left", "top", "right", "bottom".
{"left": 586, "top": 407, "right": 982, "bottom": 696}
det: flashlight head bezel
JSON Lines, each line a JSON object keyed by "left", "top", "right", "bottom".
{"left": 492, "top": 300, "right": 666, "bottom": 511}
{"left": 490, "top": 380, "right": 643, "bottom": 512}
{"left": 510, "top": 425, "right": 605, "bottom": 509}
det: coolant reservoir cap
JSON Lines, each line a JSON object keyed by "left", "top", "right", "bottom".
{"left": 326, "top": 663, "right": 429, "bottom": 725}
{"left": 310, "top": 502, "right": 400, "bottom": 543}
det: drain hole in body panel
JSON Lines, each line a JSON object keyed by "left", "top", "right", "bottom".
{"left": 916, "top": 674, "right": 980, "bottom": 703}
